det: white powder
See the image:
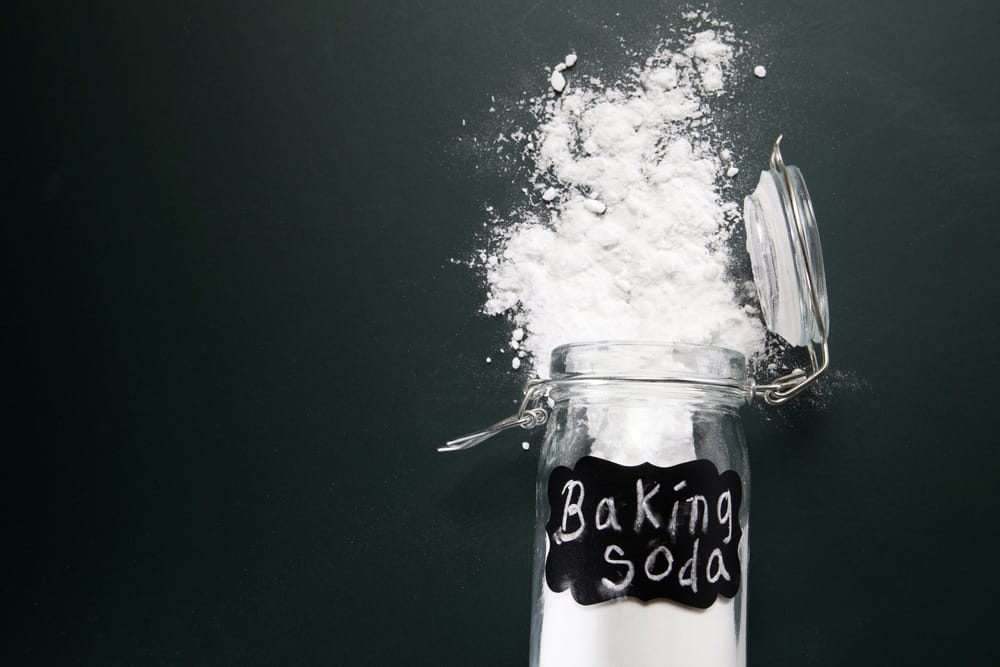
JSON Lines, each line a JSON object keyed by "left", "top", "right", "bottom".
{"left": 470, "top": 19, "right": 758, "bottom": 667}
{"left": 550, "top": 69, "right": 567, "bottom": 93}
{"left": 481, "top": 26, "right": 765, "bottom": 379}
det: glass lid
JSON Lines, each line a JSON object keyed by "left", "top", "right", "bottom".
{"left": 743, "top": 136, "right": 830, "bottom": 405}
{"left": 744, "top": 135, "right": 829, "bottom": 347}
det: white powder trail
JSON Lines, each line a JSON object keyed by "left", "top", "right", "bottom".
{"left": 479, "top": 24, "right": 765, "bottom": 377}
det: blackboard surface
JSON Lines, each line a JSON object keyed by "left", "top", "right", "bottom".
{"left": 10, "top": 1, "right": 1000, "bottom": 665}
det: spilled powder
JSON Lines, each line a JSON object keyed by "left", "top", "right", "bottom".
{"left": 478, "top": 23, "right": 765, "bottom": 377}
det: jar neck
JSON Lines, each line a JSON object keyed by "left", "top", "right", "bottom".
{"left": 545, "top": 383, "right": 744, "bottom": 468}
{"left": 440, "top": 343, "right": 748, "bottom": 454}
{"left": 551, "top": 340, "right": 745, "bottom": 379}
{"left": 548, "top": 380, "right": 747, "bottom": 410}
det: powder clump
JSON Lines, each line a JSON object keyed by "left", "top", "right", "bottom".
{"left": 550, "top": 70, "right": 567, "bottom": 93}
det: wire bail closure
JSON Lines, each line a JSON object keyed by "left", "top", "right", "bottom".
{"left": 439, "top": 381, "right": 550, "bottom": 452}
{"left": 752, "top": 339, "right": 829, "bottom": 405}
{"left": 441, "top": 136, "right": 831, "bottom": 450}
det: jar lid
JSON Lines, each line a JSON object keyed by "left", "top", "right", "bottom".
{"left": 743, "top": 136, "right": 830, "bottom": 405}
{"left": 743, "top": 136, "right": 829, "bottom": 347}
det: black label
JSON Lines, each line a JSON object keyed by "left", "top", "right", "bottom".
{"left": 545, "top": 456, "right": 742, "bottom": 609}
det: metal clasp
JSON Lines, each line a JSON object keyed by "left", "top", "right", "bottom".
{"left": 753, "top": 339, "right": 829, "bottom": 405}
{"left": 438, "top": 381, "right": 549, "bottom": 452}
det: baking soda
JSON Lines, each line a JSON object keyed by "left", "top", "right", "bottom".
{"left": 550, "top": 70, "right": 567, "bottom": 93}
{"left": 479, "top": 24, "right": 765, "bottom": 379}
{"left": 469, "top": 16, "right": 757, "bottom": 667}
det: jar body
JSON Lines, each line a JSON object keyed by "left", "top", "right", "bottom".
{"left": 529, "top": 343, "right": 750, "bottom": 667}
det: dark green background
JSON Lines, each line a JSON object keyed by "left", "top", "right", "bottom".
{"left": 10, "top": 1, "right": 1000, "bottom": 664}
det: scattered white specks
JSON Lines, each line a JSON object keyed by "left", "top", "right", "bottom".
{"left": 753, "top": 65, "right": 767, "bottom": 78}
{"left": 564, "top": 53, "right": 577, "bottom": 68}
{"left": 512, "top": 328, "right": 525, "bottom": 341}
{"left": 720, "top": 148, "right": 732, "bottom": 160}
{"left": 726, "top": 166, "right": 739, "bottom": 178}
{"left": 512, "top": 357, "right": 521, "bottom": 370}
{"left": 550, "top": 70, "right": 566, "bottom": 93}
{"left": 583, "top": 198, "right": 607, "bottom": 214}
{"left": 521, "top": 441, "right": 530, "bottom": 450}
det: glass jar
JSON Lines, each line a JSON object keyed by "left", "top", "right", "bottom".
{"left": 529, "top": 342, "right": 750, "bottom": 667}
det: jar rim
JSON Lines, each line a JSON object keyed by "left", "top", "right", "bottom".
{"left": 549, "top": 341, "right": 748, "bottom": 386}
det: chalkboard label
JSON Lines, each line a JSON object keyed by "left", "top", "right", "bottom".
{"left": 545, "top": 456, "right": 742, "bottom": 609}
